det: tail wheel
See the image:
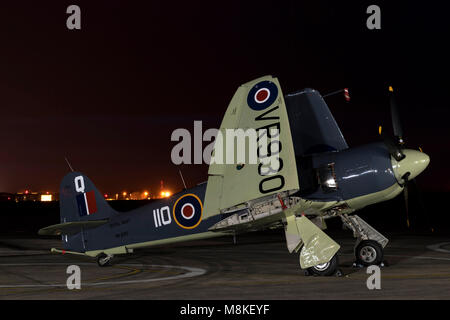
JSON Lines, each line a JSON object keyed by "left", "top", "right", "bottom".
{"left": 355, "top": 240, "right": 383, "bottom": 266}
{"left": 307, "top": 254, "right": 339, "bottom": 276}
{"left": 97, "top": 253, "right": 112, "bottom": 267}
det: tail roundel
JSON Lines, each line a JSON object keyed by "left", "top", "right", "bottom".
{"left": 59, "top": 172, "right": 116, "bottom": 223}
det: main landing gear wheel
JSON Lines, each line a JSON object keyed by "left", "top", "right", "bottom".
{"left": 307, "top": 254, "right": 339, "bottom": 276}
{"left": 355, "top": 240, "right": 383, "bottom": 266}
{"left": 97, "top": 253, "right": 113, "bottom": 267}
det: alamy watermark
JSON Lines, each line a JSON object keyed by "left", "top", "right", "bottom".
{"left": 171, "top": 121, "right": 281, "bottom": 173}
{"left": 366, "top": 5, "right": 381, "bottom": 30}
{"left": 66, "top": 265, "right": 81, "bottom": 290}
{"left": 66, "top": 5, "right": 81, "bottom": 30}
{"left": 366, "top": 265, "right": 381, "bottom": 290}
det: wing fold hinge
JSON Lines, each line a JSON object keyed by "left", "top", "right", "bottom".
{"left": 208, "top": 191, "right": 300, "bottom": 231}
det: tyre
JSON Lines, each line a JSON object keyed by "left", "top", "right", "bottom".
{"left": 355, "top": 240, "right": 383, "bottom": 266}
{"left": 97, "top": 253, "right": 112, "bottom": 267}
{"left": 307, "top": 254, "right": 339, "bottom": 276}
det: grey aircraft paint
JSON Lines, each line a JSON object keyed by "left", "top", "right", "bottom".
{"left": 61, "top": 173, "right": 223, "bottom": 252}
{"left": 285, "top": 89, "right": 398, "bottom": 202}
{"left": 285, "top": 88, "right": 348, "bottom": 156}
{"left": 295, "top": 142, "right": 398, "bottom": 201}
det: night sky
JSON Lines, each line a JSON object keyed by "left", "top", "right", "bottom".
{"left": 0, "top": 1, "right": 449, "bottom": 195}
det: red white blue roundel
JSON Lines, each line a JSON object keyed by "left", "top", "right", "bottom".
{"left": 172, "top": 194, "right": 203, "bottom": 229}
{"left": 247, "top": 80, "right": 278, "bottom": 111}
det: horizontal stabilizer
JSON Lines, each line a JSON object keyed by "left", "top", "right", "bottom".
{"left": 38, "top": 220, "right": 108, "bottom": 236}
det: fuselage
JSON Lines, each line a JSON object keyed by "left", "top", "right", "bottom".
{"left": 66, "top": 183, "right": 223, "bottom": 254}
{"left": 68, "top": 142, "right": 429, "bottom": 256}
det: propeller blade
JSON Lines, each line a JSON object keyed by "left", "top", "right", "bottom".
{"left": 389, "top": 86, "right": 404, "bottom": 144}
{"left": 402, "top": 172, "right": 411, "bottom": 228}
{"left": 404, "top": 184, "right": 410, "bottom": 228}
{"left": 379, "top": 87, "right": 406, "bottom": 161}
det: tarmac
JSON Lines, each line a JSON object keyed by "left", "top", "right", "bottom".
{"left": 0, "top": 231, "right": 450, "bottom": 299}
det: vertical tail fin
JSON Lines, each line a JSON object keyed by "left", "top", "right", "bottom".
{"left": 59, "top": 172, "right": 116, "bottom": 223}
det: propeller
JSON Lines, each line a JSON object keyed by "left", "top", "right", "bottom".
{"left": 379, "top": 86, "right": 431, "bottom": 230}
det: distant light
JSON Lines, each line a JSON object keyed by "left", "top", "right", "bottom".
{"left": 160, "top": 191, "right": 171, "bottom": 198}
{"left": 162, "top": 191, "right": 171, "bottom": 197}
{"left": 122, "top": 192, "right": 127, "bottom": 196}
{"left": 25, "top": 190, "right": 29, "bottom": 194}
{"left": 144, "top": 191, "right": 149, "bottom": 197}
{"left": 104, "top": 194, "right": 108, "bottom": 198}
{"left": 41, "top": 194, "right": 52, "bottom": 202}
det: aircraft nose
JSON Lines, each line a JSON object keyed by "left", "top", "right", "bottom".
{"left": 391, "top": 149, "right": 430, "bottom": 183}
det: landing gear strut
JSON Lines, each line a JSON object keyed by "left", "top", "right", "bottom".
{"left": 97, "top": 253, "right": 113, "bottom": 267}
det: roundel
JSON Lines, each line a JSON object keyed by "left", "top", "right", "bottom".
{"left": 173, "top": 194, "right": 203, "bottom": 229}
{"left": 247, "top": 80, "right": 278, "bottom": 111}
